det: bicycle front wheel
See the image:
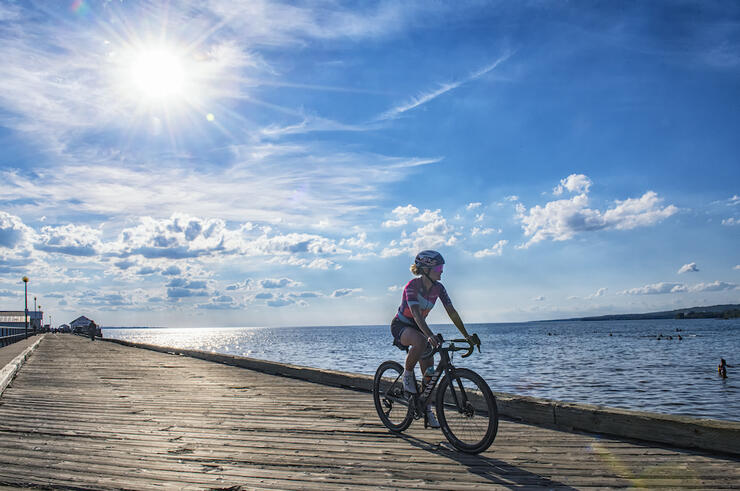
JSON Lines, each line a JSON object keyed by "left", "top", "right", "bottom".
{"left": 436, "top": 368, "right": 498, "bottom": 454}
{"left": 373, "top": 360, "right": 412, "bottom": 433}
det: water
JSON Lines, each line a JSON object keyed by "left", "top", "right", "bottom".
{"left": 103, "top": 318, "right": 740, "bottom": 422}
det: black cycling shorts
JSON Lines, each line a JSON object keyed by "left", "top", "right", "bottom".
{"left": 390, "top": 316, "right": 432, "bottom": 358}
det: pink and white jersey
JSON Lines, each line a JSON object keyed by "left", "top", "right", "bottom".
{"left": 396, "top": 278, "right": 452, "bottom": 324}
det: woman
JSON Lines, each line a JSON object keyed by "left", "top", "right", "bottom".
{"left": 390, "top": 250, "right": 472, "bottom": 428}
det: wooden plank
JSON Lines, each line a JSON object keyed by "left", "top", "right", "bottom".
{"left": 0, "top": 334, "right": 737, "bottom": 490}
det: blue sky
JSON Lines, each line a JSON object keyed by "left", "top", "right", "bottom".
{"left": 0, "top": 0, "right": 738, "bottom": 327}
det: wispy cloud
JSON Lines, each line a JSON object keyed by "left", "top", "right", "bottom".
{"left": 377, "top": 53, "right": 511, "bottom": 121}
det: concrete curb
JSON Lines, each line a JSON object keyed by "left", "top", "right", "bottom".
{"left": 0, "top": 335, "right": 45, "bottom": 396}
{"left": 104, "top": 337, "right": 740, "bottom": 456}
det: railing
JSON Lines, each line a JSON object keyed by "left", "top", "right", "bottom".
{"left": 0, "top": 327, "right": 29, "bottom": 347}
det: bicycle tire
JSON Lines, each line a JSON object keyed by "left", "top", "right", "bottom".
{"left": 373, "top": 360, "right": 413, "bottom": 432}
{"left": 435, "top": 367, "right": 498, "bottom": 454}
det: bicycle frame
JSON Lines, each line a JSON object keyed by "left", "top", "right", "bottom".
{"left": 409, "top": 341, "right": 467, "bottom": 424}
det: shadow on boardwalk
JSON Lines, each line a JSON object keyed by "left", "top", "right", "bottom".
{"left": 398, "top": 433, "right": 579, "bottom": 490}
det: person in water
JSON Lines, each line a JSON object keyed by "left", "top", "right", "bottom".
{"left": 390, "top": 250, "right": 473, "bottom": 428}
{"left": 718, "top": 358, "right": 728, "bottom": 379}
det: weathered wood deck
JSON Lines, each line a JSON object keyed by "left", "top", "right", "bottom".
{"left": 0, "top": 335, "right": 738, "bottom": 490}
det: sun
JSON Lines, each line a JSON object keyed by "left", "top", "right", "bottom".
{"left": 128, "top": 47, "right": 187, "bottom": 102}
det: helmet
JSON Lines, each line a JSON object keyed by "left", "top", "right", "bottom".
{"left": 414, "top": 250, "right": 445, "bottom": 268}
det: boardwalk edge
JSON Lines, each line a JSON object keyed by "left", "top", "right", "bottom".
{"left": 0, "top": 335, "right": 45, "bottom": 396}
{"left": 103, "top": 337, "right": 740, "bottom": 456}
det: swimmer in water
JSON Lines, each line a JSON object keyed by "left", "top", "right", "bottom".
{"left": 718, "top": 358, "right": 728, "bottom": 379}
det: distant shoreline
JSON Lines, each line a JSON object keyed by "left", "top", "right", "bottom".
{"left": 549, "top": 303, "right": 740, "bottom": 322}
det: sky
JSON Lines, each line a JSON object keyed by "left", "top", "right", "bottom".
{"left": 0, "top": 0, "right": 738, "bottom": 328}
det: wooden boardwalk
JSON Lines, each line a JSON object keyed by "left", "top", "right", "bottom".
{"left": 0, "top": 335, "right": 738, "bottom": 490}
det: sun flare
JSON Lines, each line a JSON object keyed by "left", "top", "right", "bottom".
{"left": 129, "top": 47, "right": 186, "bottom": 101}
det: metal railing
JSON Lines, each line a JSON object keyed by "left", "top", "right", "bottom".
{"left": 0, "top": 327, "right": 29, "bottom": 347}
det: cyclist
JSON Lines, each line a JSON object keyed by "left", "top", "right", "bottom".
{"left": 390, "top": 249, "right": 474, "bottom": 428}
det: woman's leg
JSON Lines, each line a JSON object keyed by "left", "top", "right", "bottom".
{"left": 400, "top": 327, "right": 427, "bottom": 372}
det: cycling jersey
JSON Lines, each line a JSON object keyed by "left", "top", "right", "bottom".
{"left": 396, "top": 278, "right": 452, "bottom": 325}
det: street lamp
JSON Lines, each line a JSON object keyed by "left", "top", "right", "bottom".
{"left": 34, "top": 296, "right": 37, "bottom": 331}
{"left": 22, "top": 276, "right": 29, "bottom": 339}
{"left": 37, "top": 305, "right": 41, "bottom": 334}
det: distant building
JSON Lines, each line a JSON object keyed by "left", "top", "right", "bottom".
{"left": 0, "top": 310, "right": 43, "bottom": 331}
{"left": 58, "top": 323, "right": 71, "bottom": 333}
{"left": 70, "top": 316, "right": 94, "bottom": 333}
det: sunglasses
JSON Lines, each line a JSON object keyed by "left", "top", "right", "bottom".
{"left": 432, "top": 265, "right": 444, "bottom": 273}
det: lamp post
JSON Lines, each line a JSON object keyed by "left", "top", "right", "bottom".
{"left": 34, "top": 296, "right": 37, "bottom": 331}
{"left": 37, "top": 305, "right": 41, "bottom": 334}
{"left": 22, "top": 276, "right": 29, "bottom": 339}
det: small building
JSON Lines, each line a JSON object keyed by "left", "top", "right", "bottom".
{"left": 70, "top": 316, "right": 93, "bottom": 333}
{"left": 0, "top": 310, "right": 43, "bottom": 331}
{"left": 70, "top": 316, "right": 101, "bottom": 337}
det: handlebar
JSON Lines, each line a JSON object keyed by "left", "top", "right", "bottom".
{"left": 424, "top": 333, "right": 481, "bottom": 359}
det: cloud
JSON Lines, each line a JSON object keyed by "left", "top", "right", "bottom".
{"left": 259, "top": 278, "right": 299, "bottom": 289}
{"left": 0, "top": 212, "right": 32, "bottom": 249}
{"left": 517, "top": 176, "right": 677, "bottom": 247}
{"left": 330, "top": 288, "right": 362, "bottom": 298}
{"left": 167, "top": 287, "right": 209, "bottom": 299}
{"left": 553, "top": 174, "right": 592, "bottom": 196}
{"left": 255, "top": 292, "right": 273, "bottom": 299}
{"left": 382, "top": 204, "right": 419, "bottom": 228}
{"left": 35, "top": 224, "right": 101, "bottom": 257}
{"left": 678, "top": 262, "right": 699, "bottom": 274}
{"left": 589, "top": 287, "right": 608, "bottom": 298}
{"left": 378, "top": 55, "right": 510, "bottom": 120}
{"left": 734, "top": 265, "right": 740, "bottom": 271}
{"left": 690, "top": 281, "right": 737, "bottom": 292}
{"left": 380, "top": 207, "right": 458, "bottom": 257}
{"left": 466, "top": 202, "right": 482, "bottom": 210}
{"left": 471, "top": 227, "right": 497, "bottom": 236}
{"left": 721, "top": 217, "right": 739, "bottom": 226}
{"left": 267, "top": 297, "right": 295, "bottom": 308}
{"left": 162, "top": 265, "right": 182, "bottom": 276}
{"left": 620, "top": 282, "right": 687, "bottom": 295}
{"left": 473, "top": 239, "right": 508, "bottom": 258}
{"left": 533, "top": 296, "right": 545, "bottom": 302}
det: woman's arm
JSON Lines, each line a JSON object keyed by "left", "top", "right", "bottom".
{"left": 444, "top": 303, "right": 472, "bottom": 340}
{"left": 410, "top": 305, "right": 440, "bottom": 347}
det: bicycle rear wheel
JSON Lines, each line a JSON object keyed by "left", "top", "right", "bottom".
{"left": 373, "top": 360, "right": 413, "bottom": 432}
{"left": 435, "top": 368, "right": 498, "bottom": 454}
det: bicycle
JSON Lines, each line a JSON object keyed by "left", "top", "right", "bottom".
{"left": 372, "top": 333, "right": 499, "bottom": 454}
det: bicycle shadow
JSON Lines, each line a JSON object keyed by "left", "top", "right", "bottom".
{"left": 397, "top": 433, "right": 579, "bottom": 490}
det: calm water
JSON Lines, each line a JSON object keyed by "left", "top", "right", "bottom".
{"left": 104, "top": 318, "right": 740, "bottom": 422}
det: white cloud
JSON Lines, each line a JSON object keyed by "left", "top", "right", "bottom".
{"left": 553, "top": 174, "right": 592, "bottom": 195}
{"left": 471, "top": 227, "right": 497, "bottom": 236}
{"left": 620, "top": 282, "right": 687, "bottom": 295}
{"left": 518, "top": 176, "right": 678, "bottom": 248}
{"left": 734, "top": 265, "right": 740, "bottom": 271}
{"left": 690, "top": 281, "right": 737, "bottom": 292}
{"left": 378, "top": 55, "right": 510, "bottom": 121}
{"left": 0, "top": 211, "right": 33, "bottom": 249}
{"left": 466, "top": 202, "right": 481, "bottom": 210}
{"left": 678, "top": 262, "right": 699, "bottom": 274}
{"left": 721, "top": 217, "right": 739, "bottom": 226}
{"left": 330, "top": 288, "right": 362, "bottom": 298}
{"left": 473, "top": 240, "right": 508, "bottom": 258}
{"left": 380, "top": 208, "right": 457, "bottom": 257}
{"left": 259, "top": 278, "right": 299, "bottom": 289}
{"left": 35, "top": 224, "right": 102, "bottom": 257}
{"left": 591, "top": 287, "right": 608, "bottom": 298}
{"left": 533, "top": 295, "right": 545, "bottom": 302}
{"left": 382, "top": 204, "right": 420, "bottom": 227}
